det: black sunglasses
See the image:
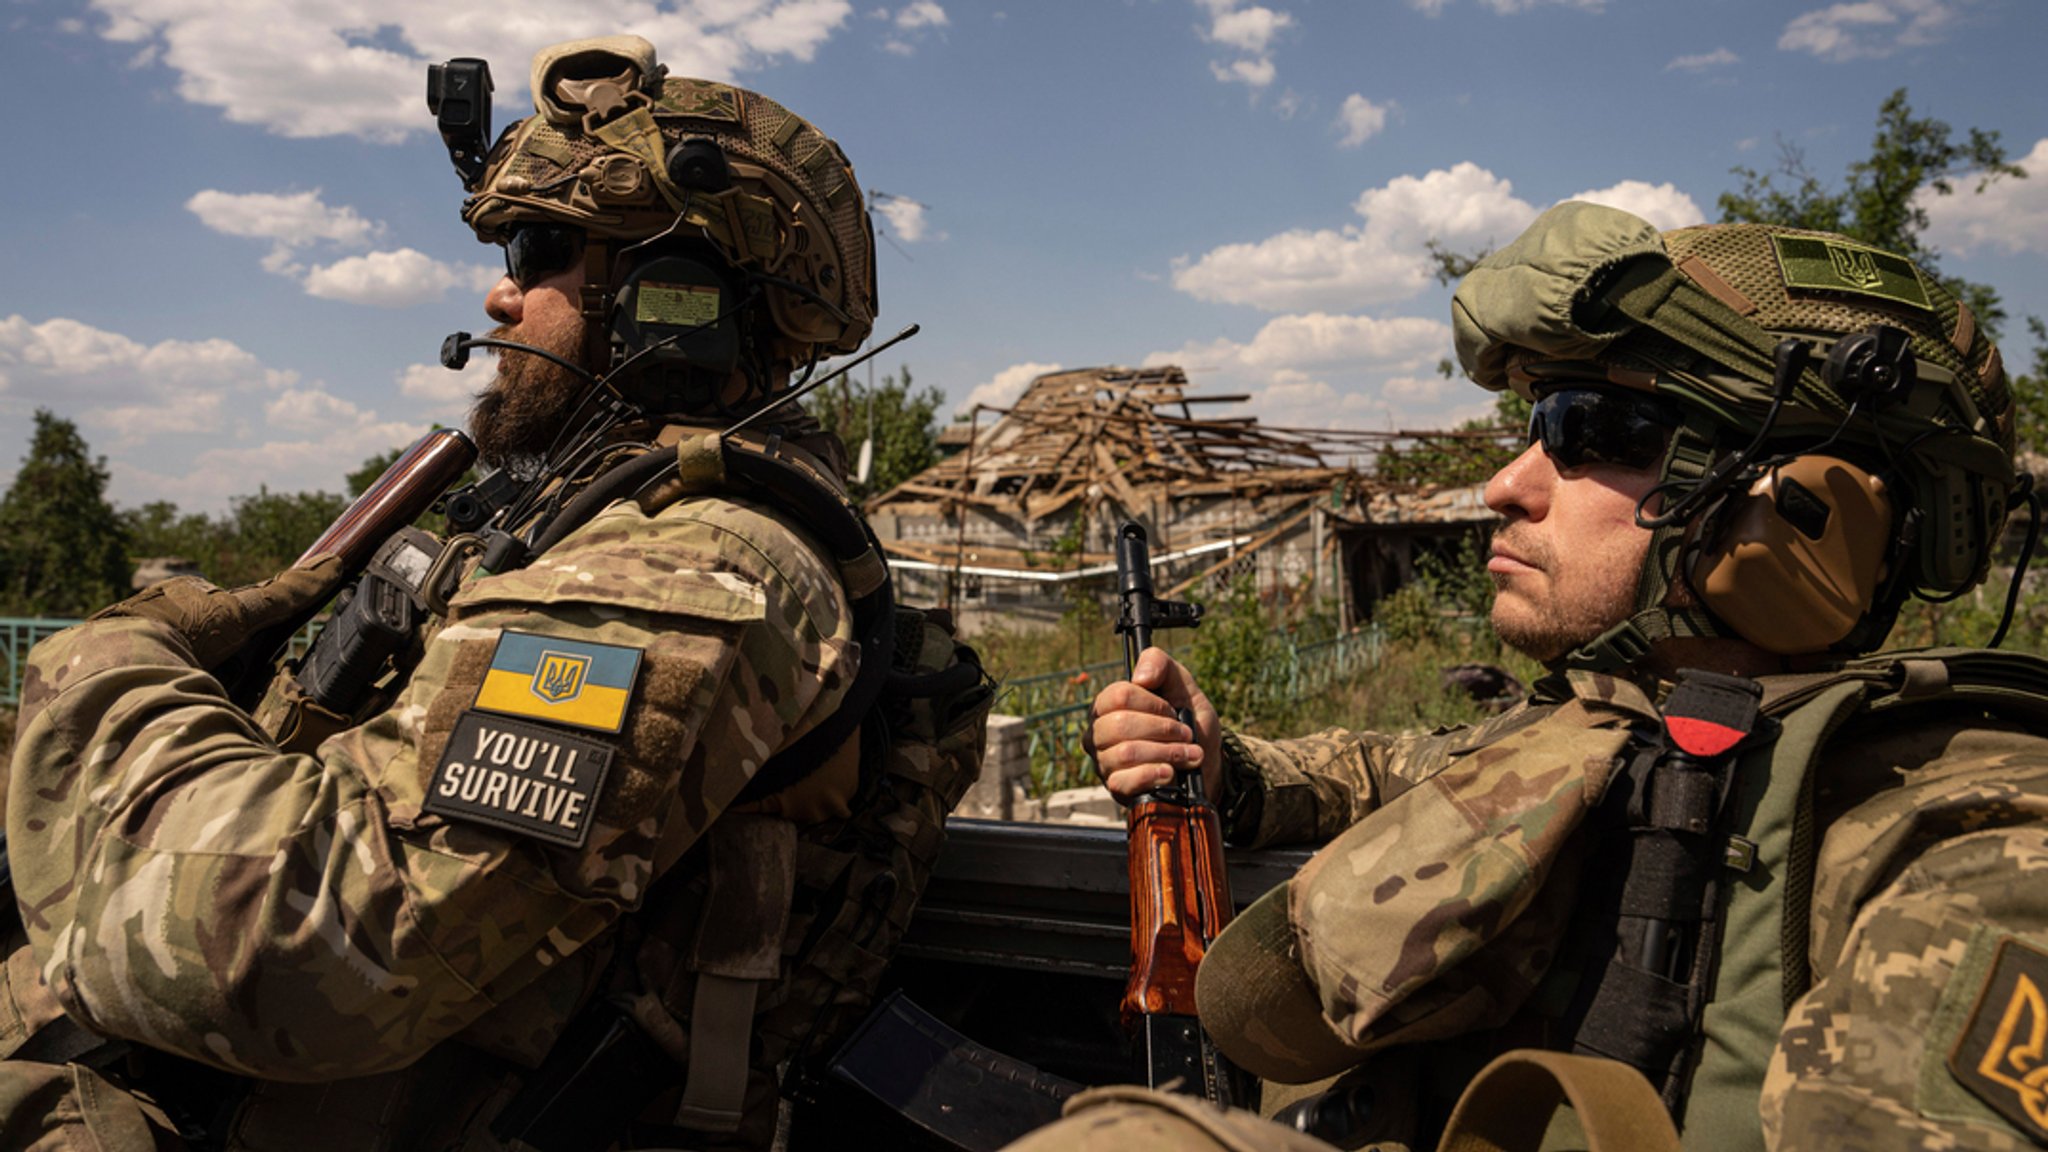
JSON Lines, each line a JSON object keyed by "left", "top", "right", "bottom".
{"left": 1526, "top": 387, "right": 1679, "bottom": 472}
{"left": 503, "top": 224, "right": 584, "bottom": 289}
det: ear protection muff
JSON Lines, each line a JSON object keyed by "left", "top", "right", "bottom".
{"left": 607, "top": 246, "right": 753, "bottom": 413}
{"left": 1687, "top": 454, "right": 1895, "bottom": 654}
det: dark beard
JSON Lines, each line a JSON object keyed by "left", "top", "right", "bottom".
{"left": 468, "top": 317, "right": 593, "bottom": 473}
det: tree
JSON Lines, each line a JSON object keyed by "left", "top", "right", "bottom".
{"left": 2012, "top": 317, "right": 2048, "bottom": 459}
{"left": 0, "top": 410, "right": 131, "bottom": 616}
{"left": 1720, "top": 89, "right": 2025, "bottom": 337}
{"left": 123, "top": 487, "right": 348, "bottom": 589}
{"left": 803, "top": 364, "right": 944, "bottom": 501}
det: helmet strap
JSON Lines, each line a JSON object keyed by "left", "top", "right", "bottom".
{"left": 579, "top": 238, "right": 614, "bottom": 375}
{"left": 1563, "top": 415, "right": 1729, "bottom": 673}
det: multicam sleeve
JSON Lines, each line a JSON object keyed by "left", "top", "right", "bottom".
{"left": 1216, "top": 703, "right": 1550, "bottom": 849}
{"left": 1217, "top": 727, "right": 1404, "bottom": 848}
{"left": 1762, "top": 726, "right": 2048, "bottom": 1151}
{"left": 4, "top": 495, "right": 854, "bottom": 1081}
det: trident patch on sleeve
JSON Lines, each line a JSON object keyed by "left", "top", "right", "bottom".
{"left": 1949, "top": 935, "right": 2048, "bottom": 1140}
{"left": 425, "top": 712, "right": 612, "bottom": 848}
{"left": 473, "top": 630, "right": 643, "bottom": 734}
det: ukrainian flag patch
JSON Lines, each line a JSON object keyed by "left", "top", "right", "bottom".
{"left": 474, "top": 630, "right": 643, "bottom": 734}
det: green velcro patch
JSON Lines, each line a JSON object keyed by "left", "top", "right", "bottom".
{"left": 635, "top": 282, "right": 722, "bottom": 327}
{"left": 655, "top": 79, "right": 743, "bottom": 123}
{"left": 522, "top": 131, "right": 577, "bottom": 168}
{"left": 424, "top": 712, "right": 613, "bottom": 849}
{"left": 1772, "top": 235, "right": 1932, "bottom": 312}
{"left": 1948, "top": 935, "right": 2048, "bottom": 1139}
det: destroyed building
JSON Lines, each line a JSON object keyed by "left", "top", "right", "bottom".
{"left": 865, "top": 365, "right": 1510, "bottom": 631}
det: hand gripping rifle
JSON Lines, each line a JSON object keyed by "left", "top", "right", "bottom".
{"left": 1113, "top": 522, "right": 1248, "bottom": 1106}
{"left": 219, "top": 427, "right": 479, "bottom": 711}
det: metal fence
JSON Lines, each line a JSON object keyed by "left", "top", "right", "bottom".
{"left": 1, "top": 618, "right": 79, "bottom": 707}
{"left": 1006, "top": 626, "right": 1386, "bottom": 795}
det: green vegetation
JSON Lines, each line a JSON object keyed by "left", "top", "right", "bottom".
{"left": 803, "top": 364, "right": 943, "bottom": 502}
{"left": 0, "top": 411, "right": 130, "bottom": 617}
{"left": 1720, "top": 88, "right": 2024, "bottom": 339}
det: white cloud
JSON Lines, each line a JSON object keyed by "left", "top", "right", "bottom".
{"left": 880, "top": 0, "right": 946, "bottom": 53}
{"left": 1206, "top": 3, "right": 1290, "bottom": 52}
{"left": 895, "top": 1, "right": 947, "bottom": 28}
{"left": 1196, "top": 0, "right": 1289, "bottom": 90}
{"left": 0, "top": 314, "right": 419, "bottom": 510}
{"left": 1666, "top": 47, "right": 1739, "bottom": 71}
{"left": 961, "top": 361, "right": 1062, "bottom": 414}
{"left": 301, "top": 249, "right": 501, "bottom": 307}
{"left": 91, "top": 0, "right": 855, "bottom": 142}
{"left": 1151, "top": 313, "right": 1446, "bottom": 377}
{"left": 873, "top": 194, "right": 937, "bottom": 242}
{"left": 186, "top": 189, "right": 381, "bottom": 248}
{"left": 399, "top": 356, "right": 496, "bottom": 421}
{"left": 1142, "top": 312, "right": 1465, "bottom": 431}
{"left": 191, "top": 188, "right": 490, "bottom": 307}
{"left": 0, "top": 315, "right": 288, "bottom": 411}
{"left": 1335, "top": 94, "right": 1390, "bottom": 148}
{"left": 1778, "top": 0, "right": 1956, "bottom": 61}
{"left": 1172, "top": 162, "right": 1538, "bottom": 312}
{"left": 1563, "top": 180, "right": 1706, "bottom": 231}
{"left": 265, "top": 388, "right": 368, "bottom": 434}
{"left": 1210, "top": 57, "right": 1276, "bottom": 88}
{"left": 1919, "top": 138, "right": 2048, "bottom": 258}
{"left": 123, "top": 419, "right": 429, "bottom": 512}
{"left": 1172, "top": 164, "right": 1711, "bottom": 313}
{"left": 1409, "top": 0, "right": 1604, "bottom": 13}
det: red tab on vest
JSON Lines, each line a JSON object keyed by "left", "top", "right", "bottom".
{"left": 1660, "top": 669, "right": 1763, "bottom": 759}
{"left": 1665, "top": 715, "right": 1747, "bottom": 758}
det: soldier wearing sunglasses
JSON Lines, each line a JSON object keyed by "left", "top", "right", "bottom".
{"left": 1, "top": 35, "right": 987, "bottom": 1152}
{"left": 1067, "top": 205, "right": 2048, "bottom": 1151}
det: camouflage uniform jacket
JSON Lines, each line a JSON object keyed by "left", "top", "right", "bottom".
{"left": 4, "top": 452, "right": 858, "bottom": 1087}
{"left": 1218, "top": 663, "right": 2048, "bottom": 1150}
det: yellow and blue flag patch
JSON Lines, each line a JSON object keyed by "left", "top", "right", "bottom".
{"left": 473, "top": 630, "right": 643, "bottom": 734}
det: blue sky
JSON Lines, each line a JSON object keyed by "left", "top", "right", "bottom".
{"left": 1, "top": 0, "right": 2043, "bottom": 511}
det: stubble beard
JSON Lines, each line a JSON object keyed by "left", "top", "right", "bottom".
{"left": 469, "top": 310, "right": 593, "bottom": 475}
{"left": 1487, "top": 524, "right": 1641, "bottom": 665}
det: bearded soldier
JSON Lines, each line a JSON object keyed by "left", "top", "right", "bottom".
{"left": 0, "top": 35, "right": 988, "bottom": 1151}
{"left": 1063, "top": 204, "right": 2048, "bottom": 1150}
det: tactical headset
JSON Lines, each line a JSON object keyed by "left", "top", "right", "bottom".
{"left": 435, "top": 36, "right": 878, "bottom": 423}
{"left": 1458, "top": 205, "right": 2021, "bottom": 663}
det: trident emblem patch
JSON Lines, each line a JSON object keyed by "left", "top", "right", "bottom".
{"left": 532, "top": 651, "right": 591, "bottom": 704}
{"left": 474, "top": 631, "right": 643, "bottom": 734}
{"left": 1951, "top": 936, "right": 2048, "bottom": 1139}
{"left": 1826, "top": 241, "right": 1884, "bottom": 290}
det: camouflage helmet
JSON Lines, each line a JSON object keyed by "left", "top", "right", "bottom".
{"left": 462, "top": 36, "right": 877, "bottom": 364}
{"left": 1452, "top": 202, "right": 2017, "bottom": 658}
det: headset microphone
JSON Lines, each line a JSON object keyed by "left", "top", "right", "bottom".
{"left": 440, "top": 331, "right": 602, "bottom": 388}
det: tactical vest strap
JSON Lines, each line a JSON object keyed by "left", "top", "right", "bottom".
{"left": 674, "top": 973, "right": 760, "bottom": 1131}
{"left": 1439, "top": 1049, "right": 1681, "bottom": 1152}
{"left": 674, "top": 814, "right": 797, "bottom": 1133}
{"left": 1565, "top": 671, "right": 1763, "bottom": 1112}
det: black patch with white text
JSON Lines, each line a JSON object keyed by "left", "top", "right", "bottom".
{"left": 424, "top": 711, "right": 613, "bottom": 849}
{"left": 1949, "top": 935, "right": 2048, "bottom": 1140}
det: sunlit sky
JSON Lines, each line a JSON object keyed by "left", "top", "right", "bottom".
{"left": 1, "top": 0, "right": 2043, "bottom": 511}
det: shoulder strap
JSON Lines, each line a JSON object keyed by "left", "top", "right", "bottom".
{"left": 520, "top": 429, "right": 896, "bottom": 804}
{"left": 1438, "top": 1049, "right": 1682, "bottom": 1152}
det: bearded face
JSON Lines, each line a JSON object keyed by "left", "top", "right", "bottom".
{"left": 469, "top": 299, "right": 590, "bottom": 474}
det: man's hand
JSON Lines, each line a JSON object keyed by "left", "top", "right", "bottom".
{"left": 93, "top": 553, "right": 345, "bottom": 671}
{"left": 1084, "top": 647, "right": 1224, "bottom": 806}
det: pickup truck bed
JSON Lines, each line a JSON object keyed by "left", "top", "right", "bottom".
{"left": 790, "top": 818, "right": 1312, "bottom": 1146}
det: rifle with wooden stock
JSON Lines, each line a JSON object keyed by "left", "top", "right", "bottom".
{"left": 1113, "top": 521, "right": 1250, "bottom": 1106}
{"left": 220, "top": 427, "right": 479, "bottom": 709}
